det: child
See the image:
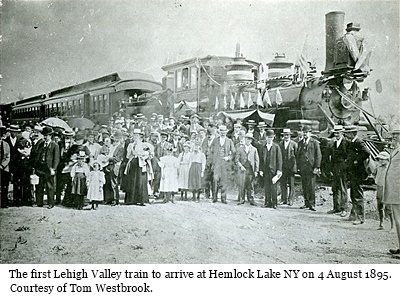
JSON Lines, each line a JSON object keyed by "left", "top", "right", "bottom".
{"left": 87, "top": 159, "right": 106, "bottom": 210}
{"left": 373, "top": 151, "right": 394, "bottom": 230}
{"left": 70, "top": 151, "right": 90, "bottom": 210}
{"left": 188, "top": 143, "right": 206, "bottom": 201}
{"left": 177, "top": 142, "right": 191, "bottom": 200}
{"left": 158, "top": 146, "right": 179, "bottom": 203}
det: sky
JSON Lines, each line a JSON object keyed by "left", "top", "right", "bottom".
{"left": 1, "top": 0, "right": 399, "bottom": 117}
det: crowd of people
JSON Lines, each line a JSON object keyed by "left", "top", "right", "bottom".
{"left": 0, "top": 112, "right": 399, "bottom": 254}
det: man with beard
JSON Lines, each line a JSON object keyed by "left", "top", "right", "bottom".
{"left": 209, "top": 125, "right": 235, "bottom": 204}
{"left": 296, "top": 125, "right": 321, "bottom": 211}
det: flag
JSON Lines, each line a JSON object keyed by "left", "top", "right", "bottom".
{"left": 247, "top": 92, "right": 253, "bottom": 108}
{"left": 297, "top": 35, "right": 309, "bottom": 83}
{"left": 223, "top": 95, "right": 227, "bottom": 109}
{"left": 263, "top": 90, "right": 272, "bottom": 107}
{"left": 276, "top": 88, "right": 283, "bottom": 106}
{"left": 214, "top": 96, "right": 219, "bottom": 110}
{"left": 239, "top": 92, "right": 245, "bottom": 108}
{"left": 256, "top": 90, "right": 263, "bottom": 107}
{"left": 230, "top": 93, "right": 235, "bottom": 110}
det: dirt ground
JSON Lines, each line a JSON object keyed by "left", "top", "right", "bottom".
{"left": 1, "top": 183, "right": 399, "bottom": 264}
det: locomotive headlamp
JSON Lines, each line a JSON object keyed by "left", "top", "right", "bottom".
{"left": 322, "top": 87, "right": 333, "bottom": 99}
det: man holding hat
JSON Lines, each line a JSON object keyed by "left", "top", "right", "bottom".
{"left": 345, "top": 125, "right": 370, "bottom": 224}
{"left": 35, "top": 126, "right": 60, "bottom": 208}
{"left": 296, "top": 125, "right": 321, "bottom": 211}
{"left": 383, "top": 126, "right": 400, "bottom": 255}
{"left": 209, "top": 125, "right": 236, "bottom": 204}
{"left": 279, "top": 128, "right": 298, "bottom": 205}
{"left": 259, "top": 129, "right": 282, "bottom": 209}
{"left": 0, "top": 126, "right": 11, "bottom": 208}
{"left": 235, "top": 132, "right": 259, "bottom": 205}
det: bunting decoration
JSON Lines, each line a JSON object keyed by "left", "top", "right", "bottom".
{"left": 230, "top": 93, "right": 235, "bottom": 110}
{"left": 256, "top": 90, "right": 263, "bottom": 107}
{"left": 263, "top": 90, "right": 272, "bottom": 107}
{"left": 276, "top": 88, "right": 283, "bottom": 106}
{"left": 214, "top": 96, "right": 219, "bottom": 110}
{"left": 239, "top": 92, "right": 245, "bottom": 108}
{"left": 223, "top": 95, "right": 227, "bottom": 110}
{"left": 247, "top": 92, "right": 253, "bottom": 108}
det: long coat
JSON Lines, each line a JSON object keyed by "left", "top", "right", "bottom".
{"left": 296, "top": 137, "right": 321, "bottom": 174}
{"left": 208, "top": 136, "right": 236, "bottom": 170}
{"left": 260, "top": 142, "right": 282, "bottom": 175}
{"left": 383, "top": 147, "right": 400, "bottom": 205}
{"left": 236, "top": 144, "right": 259, "bottom": 173}
{"left": 347, "top": 137, "right": 370, "bottom": 181}
{"left": 36, "top": 141, "right": 60, "bottom": 176}
{"left": 279, "top": 140, "right": 298, "bottom": 173}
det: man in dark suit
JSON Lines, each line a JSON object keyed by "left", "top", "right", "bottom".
{"left": 35, "top": 127, "right": 60, "bottom": 208}
{"left": 0, "top": 126, "right": 11, "bottom": 208}
{"left": 279, "top": 128, "right": 298, "bottom": 205}
{"left": 296, "top": 125, "right": 321, "bottom": 211}
{"left": 345, "top": 125, "right": 370, "bottom": 224}
{"left": 259, "top": 129, "right": 282, "bottom": 209}
{"left": 209, "top": 125, "right": 236, "bottom": 204}
{"left": 246, "top": 120, "right": 260, "bottom": 142}
{"left": 4, "top": 125, "right": 22, "bottom": 205}
{"left": 327, "top": 125, "right": 350, "bottom": 216}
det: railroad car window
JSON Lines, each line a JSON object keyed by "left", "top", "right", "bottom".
{"left": 190, "top": 67, "right": 197, "bottom": 89}
{"left": 103, "top": 94, "right": 107, "bottom": 100}
{"left": 176, "top": 70, "right": 182, "bottom": 91}
{"left": 104, "top": 98, "right": 109, "bottom": 114}
{"left": 182, "top": 68, "right": 189, "bottom": 90}
{"left": 79, "top": 99, "right": 82, "bottom": 113}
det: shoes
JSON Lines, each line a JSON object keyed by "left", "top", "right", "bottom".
{"left": 281, "top": 202, "right": 287, "bottom": 205}
{"left": 237, "top": 201, "right": 244, "bottom": 205}
{"left": 288, "top": 201, "right": 293, "bottom": 206}
{"left": 249, "top": 201, "right": 256, "bottom": 206}
{"left": 347, "top": 216, "right": 356, "bottom": 221}
{"left": 352, "top": 220, "right": 364, "bottom": 225}
{"left": 327, "top": 209, "right": 339, "bottom": 214}
{"left": 309, "top": 207, "right": 316, "bottom": 211}
{"left": 389, "top": 249, "right": 400, "bottom": 255}
{"left": 47, "top": 205, "right": 54, "bottom": 209}
{"left": 339, "top": 211, "right": 348, "bottom": 217}
{"left": 221, "top": 200, "right": 228, "bottom": 204}
{"left": 300, "top": 205, "right": 308, "bottom": 209}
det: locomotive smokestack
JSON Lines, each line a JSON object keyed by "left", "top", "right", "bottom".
{"left": 325, "top": 11, "right": 345, "bottom": 72}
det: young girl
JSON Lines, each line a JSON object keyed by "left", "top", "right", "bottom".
{"left": 177, "top": 142, "right": 191, "bottom": 200}
{"left": 70, "top": 151, "right": 90, "bottom": 210}
{"left": 86, "top": 159, "right": 106, "bottom": 210}
{"left": 188, "top": 142, "right": 206, "bottom": 201}
{"left": 158, "top": 146, "right": 179, "bottom": 203}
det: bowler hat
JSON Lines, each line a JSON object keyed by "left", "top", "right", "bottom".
{"left": 42, "top": 126, "right": 54, "bottom": 136}
{"left": 266, "top": 129, "right": 275, "bottom": 137}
